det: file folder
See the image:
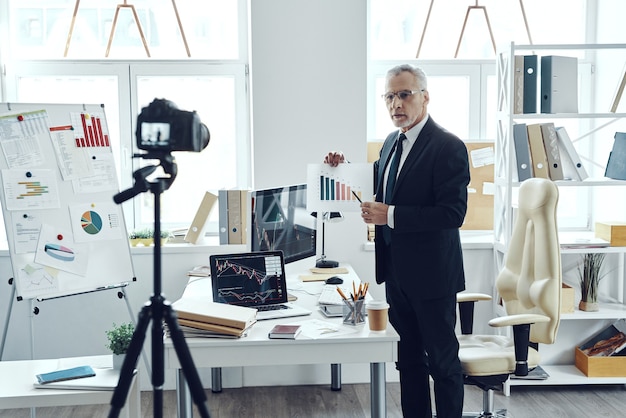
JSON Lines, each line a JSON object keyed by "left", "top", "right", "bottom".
{"left": 541, "top": 55, "right": 578, "bottom": 113}
{"left": 556, "top": 127, "right": 588, "bottom": 181}
{"left": 523, "top": 55, "right": 538, "bottom": 113}
{"left": 605, "top": 132, "right": 626, "bottom": 181}
{"left": 512, "top": 123, "right": 533, "bottom": 181}
{"left": 526, "top": 124, "right": 550, "bottom": 178}
{"left": 540, "top": 122, "right": 564, "bottom": 180}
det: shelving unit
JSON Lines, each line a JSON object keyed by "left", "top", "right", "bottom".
{"left": 495, "top": 42, "right": 626, "bottom": 394}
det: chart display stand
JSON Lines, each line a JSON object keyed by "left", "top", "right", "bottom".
{"left": 0, "top": 103, "right": 135, "bottom": 301}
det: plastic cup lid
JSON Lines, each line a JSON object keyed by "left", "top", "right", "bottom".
{"left": 366, "top": 300, "right": 389, "bottom": 310}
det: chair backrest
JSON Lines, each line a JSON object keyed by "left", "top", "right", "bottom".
{"left": 496, "top": 177, "right": 561, "bottom": 344}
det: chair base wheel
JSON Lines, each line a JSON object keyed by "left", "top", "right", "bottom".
{"left": 459, "top": 410, "right": 508, "bottom": 418}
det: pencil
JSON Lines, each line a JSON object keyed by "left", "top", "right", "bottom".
{"left": 351, "top": 190, "right": 362, "bottom": 203}
{"left": 336, "top": 287, "right": 348, "bottom": 300}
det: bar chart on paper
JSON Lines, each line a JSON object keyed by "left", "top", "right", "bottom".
{"left": 306, "top": 163, "right": 372, "bottom": 212}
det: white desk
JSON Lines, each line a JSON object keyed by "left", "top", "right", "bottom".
{"left": 164, "top": 264, "right": 399, "bottom": 418}
{"left": 0, "top": 354, "right": 139, "bottom": 417}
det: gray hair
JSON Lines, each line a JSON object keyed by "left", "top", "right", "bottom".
{"left": 386, "top": 64, "right": 428, "bottom": 90}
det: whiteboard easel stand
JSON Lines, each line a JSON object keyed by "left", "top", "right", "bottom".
{"left": 0, "top": 281, "right": 150, "bottom": 377}
{"left": 0, "top": 278, "right": 16, "bottom": 360}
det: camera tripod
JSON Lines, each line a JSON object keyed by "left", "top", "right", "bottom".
{"left": 110, "top": 152, "right": 210, "bottom": 418}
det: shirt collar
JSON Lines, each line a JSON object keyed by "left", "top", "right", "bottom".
{"left": 400, "top": 114, "right": 428, "bottom": 144}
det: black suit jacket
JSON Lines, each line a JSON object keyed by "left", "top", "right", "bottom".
{"left": 373, "top": 116, "right": 470, "bottom": 300}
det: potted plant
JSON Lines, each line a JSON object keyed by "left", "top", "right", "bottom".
{"left": 129, "top": 228, "right": 152, "bottom": 246}
{"left": 105, "top": 322, "right": 134, "bottom": 369}
{"left": 578, "top": 253, "right": 606, "bottom": 312}
{"left": 129, "top": 228, "right": 170, "bottom": 246}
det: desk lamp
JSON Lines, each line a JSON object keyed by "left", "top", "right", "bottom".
{"left": 311, "top": 211, "right": 344, "bottom": 268}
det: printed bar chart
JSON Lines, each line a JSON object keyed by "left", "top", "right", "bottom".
{"left": 307, "top": 163, "right": 372, "bottom": 212}
{"left": 319, "top": 175, "right": 363, "bottom": 202}
{"left": 71, "top": 112, "right": 110, "bottom": 147}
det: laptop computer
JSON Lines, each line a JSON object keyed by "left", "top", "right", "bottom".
{"left": 209, "top": 250, "right": 312, "bottom": 320}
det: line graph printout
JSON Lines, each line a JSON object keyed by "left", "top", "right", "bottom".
{"left": 306, "top": 163, "right": 373, "bottom": 212}
{"left": 211, "top": 253, "right": 286, "bottom": 307}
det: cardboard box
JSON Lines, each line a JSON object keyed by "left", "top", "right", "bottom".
{"left": 575, "top": 319, "right": 626, "bottom": 377}
{"left": 561, "top": 283, "right": 574, "bottom": 313}
{"left": 595, "top": 221, "right": 626, "bottom": 246}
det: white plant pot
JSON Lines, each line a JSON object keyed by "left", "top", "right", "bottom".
{"left": 112, "top": 353, "right": 126, "bottom": 370}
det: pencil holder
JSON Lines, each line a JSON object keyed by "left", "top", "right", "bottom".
{"left": 343, "top": 299, "right": 366, "bottom": 325}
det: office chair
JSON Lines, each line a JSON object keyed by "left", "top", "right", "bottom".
{"left": 457, "top": 177, "right": 561, "bottom": 418}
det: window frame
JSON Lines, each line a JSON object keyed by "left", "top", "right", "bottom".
{"left": 3, "top": 59, "right": 250, "bottom": 233}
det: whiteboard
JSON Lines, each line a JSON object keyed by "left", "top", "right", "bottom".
{"left": 0, "top": 103, "right": 135, "bottom": 300}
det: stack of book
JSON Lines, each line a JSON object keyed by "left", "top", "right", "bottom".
{"left": 170, "top": 298, "right": 257, "bottom": 338}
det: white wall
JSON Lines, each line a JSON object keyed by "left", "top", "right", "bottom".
{"left": 250, "top": 0, "right": 367, "bottom": 190}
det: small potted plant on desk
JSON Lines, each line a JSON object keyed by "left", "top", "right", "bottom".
{"left": 105, "top": 322, "right": 135, "bottom": 369}
{"left": 129, "top": 228, "right": 171, "bottom": 246}
{"left": 129, "top": 228, "right": 152, "bottom": 247}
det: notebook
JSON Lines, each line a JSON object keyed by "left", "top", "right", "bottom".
{"left": 209, "top": 250, "right": 312, "bottom": 320}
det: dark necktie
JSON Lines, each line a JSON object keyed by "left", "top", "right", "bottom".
{"left": 384, "top": 133, "right": 406, "bottom": 204}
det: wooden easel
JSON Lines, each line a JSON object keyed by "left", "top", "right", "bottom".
{"left": 64, "top": 0, "right": 191, "bottom": 57}
{"left": 416, "top": 0, "right": 533, "bottom": 58}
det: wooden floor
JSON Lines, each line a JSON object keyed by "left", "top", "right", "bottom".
{"left": 1, "top": 382, "right": 625, "bottom": 417}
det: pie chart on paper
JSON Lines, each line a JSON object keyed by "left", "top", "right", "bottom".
{"left": 81, "top": 210, "right": 103, "bottom": 235}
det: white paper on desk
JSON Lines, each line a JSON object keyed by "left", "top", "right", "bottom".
{"left": 293, "top": 318, "right": 358, "bottom": 339}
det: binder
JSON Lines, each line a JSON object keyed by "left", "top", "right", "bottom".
{"left": 218, "top": 190, "right": 229, "bottom": 244}
{"left": 523, "top": 55, "right": 538, "bottom": 113}
{"left": 556, "top": 126, "right": 588, "bottom": 181}
{"left": 218, "top": 189, "right": 251, "bottom": 244}
{"left": 605, "top": 132, "right": 626, "bottom": 181}
{"left": 526, "top": 124, "right": 550, "bottom": 178}
{"left": 541, "top": 55, "right": 578, "bottom": 113}
{"left": 540, "top": 122, "right": 564, "bottom": 180}
{"left": 512, "top": 123, "right": 533, "bottom": 181}
{"left": 184, "top": 191, "right": 218, "bottom": 244}
{"left": 513, "top": 56, "right": 524, "bottom": 114}
{"left": 227, "top": 190, "right": 242, "bottom": 244}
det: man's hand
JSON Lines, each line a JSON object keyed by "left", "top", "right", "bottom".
{"left": 324, "top": 151, "right": 345, "bottom": 167}
{"left": 360, "top": 201, "right": 388, "bottom": 225}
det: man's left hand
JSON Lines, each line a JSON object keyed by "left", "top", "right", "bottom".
{"left": 360, "top": 201, "right": 388, "bottom": 225}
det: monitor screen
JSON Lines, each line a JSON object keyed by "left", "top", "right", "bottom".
{"left": 250, "top": 184, "right": 316, "bottom": 264}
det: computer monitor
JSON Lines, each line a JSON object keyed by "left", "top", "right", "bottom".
{"left": 250, "top": 184, "right": 316, "bottom": 264}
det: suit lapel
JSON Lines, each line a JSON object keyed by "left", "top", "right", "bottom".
{"left": 376, "top": 132, "right": 398, "bottom": 201}
{"left": 394, "top": 118, "right": 435, "bottom": 192}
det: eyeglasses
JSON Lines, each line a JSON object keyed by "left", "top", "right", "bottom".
{"left": 381, "top": 89, "right": 424, "bottom": 104}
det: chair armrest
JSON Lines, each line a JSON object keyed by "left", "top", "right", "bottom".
{"left": 488, "top": 314, "right": 550, "bottom": 328}
{"left": 488, "top": 313, "right": 549, "bottom": 376}
{"left": 456, "top": 292, "right": 492, "bottom": 303}
{"left": 457, "top": 292, "right": 492, "bottom": 335}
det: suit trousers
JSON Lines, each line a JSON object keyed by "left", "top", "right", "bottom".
{"left": 383, "top": 245, "right": 464, "bottom": 418}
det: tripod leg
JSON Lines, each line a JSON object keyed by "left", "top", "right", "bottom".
{"left": 109, "top": 303, "right": 152, "bottom": 418}
{"left": 164, "top": 303, "right": 211, "bottom": 418}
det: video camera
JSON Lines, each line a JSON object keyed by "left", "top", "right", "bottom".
{"left": 136, "top": 98, "right": 210, "bottom": 153}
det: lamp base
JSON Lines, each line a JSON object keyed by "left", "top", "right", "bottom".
{"left": 316, "top": 259, "right": 339, "bottom": 268}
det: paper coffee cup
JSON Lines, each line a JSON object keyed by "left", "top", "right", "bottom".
{"left": 366, "top": 300, "right": 389, "bottom": 331}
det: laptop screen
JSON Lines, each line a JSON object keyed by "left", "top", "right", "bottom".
{"left": 209, "top": 251, "right": 289, "bottom": 308}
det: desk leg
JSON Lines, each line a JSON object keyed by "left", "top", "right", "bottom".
{"left": 331, "top": 363, "right": 342, "bottom": 391}
{"left": 211, "top": 367, "right": 223, "bottom": 393}
{"left": 370, "top": 362, "right": 386, "bottom": 418}
{"left": 176, "top": 369, "right": 193, "bottom": 418}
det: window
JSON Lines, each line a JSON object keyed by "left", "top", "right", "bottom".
{"left": 1, "top": 0, "right": 249, "bottom": 236}
{"left": 368, "top": 0, "right": 593, "bottom": 230}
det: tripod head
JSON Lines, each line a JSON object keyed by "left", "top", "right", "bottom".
{"left": 113, "top": 151, "right": 178, "bottom": 205}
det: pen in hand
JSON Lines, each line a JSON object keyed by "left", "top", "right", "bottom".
{"left": 351, "top": 190, "right": 362, "bottom": 203}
